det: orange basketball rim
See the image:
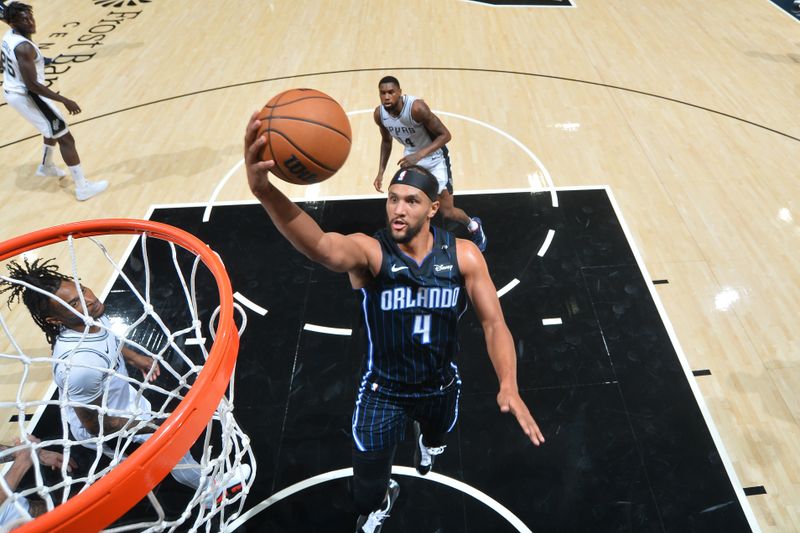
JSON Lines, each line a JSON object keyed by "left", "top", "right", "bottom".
{"left": 0, "top": 219, "right": 240, "bottom": 533}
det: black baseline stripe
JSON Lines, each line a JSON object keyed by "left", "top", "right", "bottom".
{"left": 3, "top": 66, "right": 799, "bottom": 150}
{"left": 652, "top": 279, "right": 669, "bottom": 285}
{"left": 692, "top": 369, "right": 712, "bottom": 376}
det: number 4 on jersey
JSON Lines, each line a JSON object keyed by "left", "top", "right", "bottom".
{"left": 413, "top": 314, "right": 431, "bottom": 344}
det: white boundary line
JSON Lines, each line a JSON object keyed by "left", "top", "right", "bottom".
{"left": 604, "top": 186, "right": 761, "bottom": 532}
{"left": 302, "top": 323, "right": 352, "bottom": 336}
{"left": 537, "top": 229, "right": 556, "bottom": 257}
{"left": 764, "top": 0, "right": 800, "bottom": 23}
{"left": 496, "top": 278, "right": 520, "bottom": 298}
{"left": 202, "top": 158, "right": 244, "bottom": 223}
{"left": 234, "top": 292, "right": 268, "bottom": 316}
{"left": 542, "top": 318, "right": 562, "bottom": 326}
{"left": 432, "top": 110, "right": 558, "bottom": 207}
{"left": 228, "top": 466, "right": 532, "bottom": 532}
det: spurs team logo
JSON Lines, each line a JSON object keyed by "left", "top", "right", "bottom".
{"left": 386, "top": 126, "right": 416, "bottom": 136}
{"left": 93, "top": 0, "right": 152, "bottom": 7}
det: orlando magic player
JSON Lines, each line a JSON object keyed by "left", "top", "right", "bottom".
{"left": 373, "top": 76, "right": 488, "bottom": 252}
{"left": 2, "top": 2, "right": 106, "bottom": 200}
{"left": 245, "top": 114, "right": 544, "bottom": 533}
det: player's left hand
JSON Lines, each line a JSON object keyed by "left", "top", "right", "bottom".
{"left": 398, "top": 153, "right": 421, "bottom": 167}
{"left": 245, "top": 112, "right": 277, "bottom": 197}
{"left": 130, "top": 353, "right": 160, "bottom": 382}
{"left": 497, "top": 388, "right": 545, "bottom": 446}
{"left": 12, "top": 436, "right": 77, "bottom": 472}
{"left": 37, "top": 448, "right": 77, "bottom": 472}
{"left": 63, "top": 98, "right": 81, "bottom": 115}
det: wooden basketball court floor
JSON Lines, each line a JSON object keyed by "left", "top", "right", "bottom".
{"left": 1, "top": 0, "right": 799, "bottom": 531}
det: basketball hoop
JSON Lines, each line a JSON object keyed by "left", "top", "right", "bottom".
{"left": 0, "top": 219, "right": 253, "bottom": 532}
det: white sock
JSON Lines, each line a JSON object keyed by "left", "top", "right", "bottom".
{"left": 169, "top": 450, "right": 203, "bottom": 489}
{"left": 68, "top": 164, "right": 87, "bottom": 188}
{"left": 42, "top": 144, "right": 56, "bottom": 167}
{"left": 467, "top": 219, "right": 479, "bottom": 233}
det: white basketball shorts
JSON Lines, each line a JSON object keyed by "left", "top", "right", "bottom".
{"left": 4, "top": 90, "right": 69, "bottom": 139}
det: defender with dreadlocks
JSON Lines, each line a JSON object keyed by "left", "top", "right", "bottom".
{"left": 0, "top": 258, "right": 250, "bottom": 503}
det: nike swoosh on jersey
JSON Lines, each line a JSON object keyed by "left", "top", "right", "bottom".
{"left": 391, "top": 264, "right": 409, "bottom": 272}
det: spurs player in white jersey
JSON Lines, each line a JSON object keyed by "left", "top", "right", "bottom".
{"left": 0, "top": 258, "right": 250, "bottom": 509}
{"left": 2, "top": 2, "right": 106, "bottom": 201}
{"left": 373, "top": 76, "right": 487, "bottom": 251}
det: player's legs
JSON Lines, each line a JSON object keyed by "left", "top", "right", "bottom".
{"left": 36, "top": 138, "right": 67, "bottom": 179}
{"left": 351, "top": 446, "right": 396, "bottom": 515}
{"left": 437, "top": 188, "right": 471, "bottom": 227}
{"left": 168, "top": 450, "right": 204, "bottom": 489}
{"left": 6, "top": 92, "right": 67, "bottom": 178}
{"left": 54, "top": 131, "right": 80, "bottom": 166}
{"left": 425, "top": 154, "right": 487, "bottom": 251}
{"left": 106, "top": 429, "right": 249, "bottom": 507}
{"left": 410, "top": 373, "right": 461, "bottom": 475}
{"left": 125, "top": 435, "right": 250, "bottom": 508}
{"left": 53, "top": 132, "right": 108, "bottom": 200}
{"left": 6, "top": 91, "right": 107, "bottom": 199}
{"left": 351, "top": 384, "right": 406, "bottom": 531}
{"left": 425, "top": 156, "right": 470, "bottom": 227}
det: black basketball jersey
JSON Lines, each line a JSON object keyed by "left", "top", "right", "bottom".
{"left": 359, "top": 226, "right": 467, "bottom": 388}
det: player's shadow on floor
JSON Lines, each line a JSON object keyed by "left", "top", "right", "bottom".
{"left": 91, "top": 143, "right": 240, "bottom": 191}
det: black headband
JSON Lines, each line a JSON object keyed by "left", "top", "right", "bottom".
{"left": 389, "top": 167, "right": 439, "bottom": 201}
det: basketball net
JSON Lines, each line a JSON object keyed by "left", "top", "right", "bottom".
{"left": 0, "top": 220, "right": 255, "bottom": 532}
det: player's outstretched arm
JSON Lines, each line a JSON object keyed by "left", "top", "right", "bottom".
{"left": 458, "top": 239, "right": 545, "bottom": 446}
{"left": 245, "top": 112, "right": 371, "bottom": 274}
{"left": 0, "top": 440, "right": 34, "bottom": 506}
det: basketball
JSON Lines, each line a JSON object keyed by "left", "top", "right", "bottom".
{"left": 256, "top": 88, "right": 352, "bottom": 185}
